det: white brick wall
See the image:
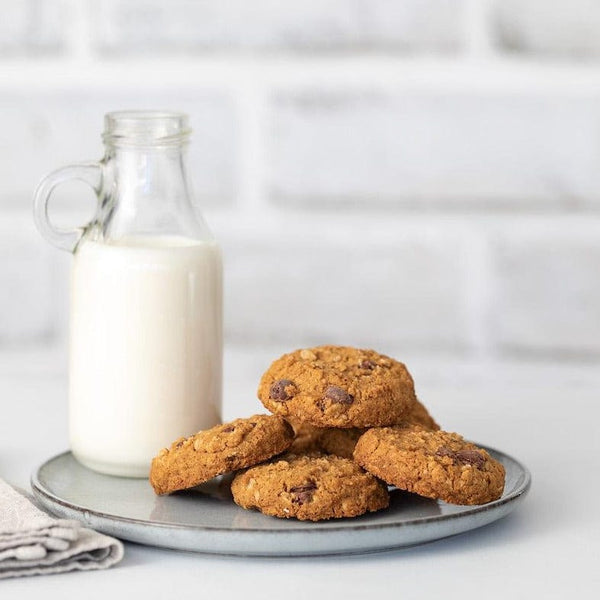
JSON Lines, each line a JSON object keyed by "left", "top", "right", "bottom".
{"left": 221, "top": 217, "right": 472, "bottom": 351}
{"left": 1, "top": 0, "right": 600, "bottom": 366}
{"left": 494, "top": 0, "right": 600, "bottom": 55}
{"left": 0, "top": 214, "right": 56, "bottom": 342}
{"left": 0, "top": 0, "right": 63, "bottom": 53}
{"left": 491, "top": 219, "right": 600, "bottom": 356}
{"left": 93, "top": 0, "right": 463, "bottom": 53}
{"left": 269, "top": 92, "right": 600, "bottom": 207}
{"left": 0, "top": 91, "right": 237, "bottom": 209}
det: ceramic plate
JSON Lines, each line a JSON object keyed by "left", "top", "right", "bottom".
{"left": 31, "top": 447, "right": 530, "bottom": 557}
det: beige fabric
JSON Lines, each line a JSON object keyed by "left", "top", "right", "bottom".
{"left": 0, "top": 477, "right": 123, "bottom": 579}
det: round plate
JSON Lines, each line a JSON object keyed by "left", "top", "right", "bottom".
{"left": 31, "top": 448, "right": 530, "bottom": 557}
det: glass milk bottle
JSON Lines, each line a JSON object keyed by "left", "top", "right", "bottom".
{"left": 33, "top": 111, "right": 222, "bottom": 477}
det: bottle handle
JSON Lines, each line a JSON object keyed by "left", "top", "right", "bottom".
{"left": 33, "top": 162, "right": 103, "bottom": 253}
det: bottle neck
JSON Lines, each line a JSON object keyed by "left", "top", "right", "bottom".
{"left": 97, "top": 142, "right": 211, "bottom": 243}
{"left": 108, "top": 143, "right": 190, "bottom": 207}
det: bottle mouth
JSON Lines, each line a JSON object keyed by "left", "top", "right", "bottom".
{"left": 103, "top": 111, "right": 191, "bottom": 147}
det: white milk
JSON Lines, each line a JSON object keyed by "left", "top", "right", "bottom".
{"left": 69, "top": 236, "right": 222, "bottom": 477}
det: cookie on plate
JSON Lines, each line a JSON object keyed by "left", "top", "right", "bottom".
{"left": 231, "top": 453, "right": 389, "bottom": 521}
{"left": 150, "top": 414, "right": 294, "bottom": 495}
{"left": 353, "top": 424, "right": 505, "bottom": 505}
{"left": 287, "top": 418, "right": 325, "bottom": 454}
{"left": 257, "top": 345, "right": 416, "bottom": 428}
{"left": 406, "top": 398, "right": 440, "bottom": 431}
{"left": 318, "top": 398, "right": 438, "bottom": 459}
{"left": 319, "top": 428, "right": 365, "bottom": 459}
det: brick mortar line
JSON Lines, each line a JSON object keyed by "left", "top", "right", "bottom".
{"left": 464, "top": 0, "right": 496, "bottom": 59}
{"left": 460, "top": 231, "right": 495, "bottom": 358}
{"left": 234, "top": 82, "right": 268, "bottom": 214}
{"left": 6, "top": 205, "right": 600, "bottom": 227}
{"left": 61, "top": 0, "right": 94, "bottom": 62}
{"left": 7, "top": 209, "right": 600, "bottom": 248}
{"left": 2, "top": 58, "right": 600, "bottom": 91}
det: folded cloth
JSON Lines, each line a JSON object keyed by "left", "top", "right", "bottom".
{"left": 0, "top": 477, "right": 124, "bottom": 579}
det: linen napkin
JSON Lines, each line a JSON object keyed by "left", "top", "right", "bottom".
{"left": 0, "top": 477, "right": 124, "bottom": 579}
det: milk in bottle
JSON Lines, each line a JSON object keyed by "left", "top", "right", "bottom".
{"left": 33, "top": 111, "right": 223, "bottom": 477}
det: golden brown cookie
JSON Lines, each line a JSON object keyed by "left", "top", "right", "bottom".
{"left": 287, "top": 419, "right": 325, "bottom": 454}
{"left": 150, "top": 414, "right": 294, "bottom": 495}
{"left": 353, "top": 424, "right": 505, "bottom": 505}
{"left": 257, "top": 345, "right": 416, "bottom": 428}
{"left": 231, "top": 453, "right": 389, "bottom": 521}
{"left": 407, "top": 398, "right": 440, "bottom": 431}
{"left": 318, "top": 399, "right": 438, "bottom": 459}
{"left": 319, "top": 428, "right": 365, "bottom": 459}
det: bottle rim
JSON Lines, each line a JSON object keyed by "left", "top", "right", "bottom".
{"left": 103, "top": 110, "right": 191, "bottom": 147}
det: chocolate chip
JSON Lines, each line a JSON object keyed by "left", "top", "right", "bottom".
{"left": 270, "top": 379, "right": 296, "bottom": 401}
{"left": 290, "top": 482, "right": 317, "bottom": 505}
{"left": 436, "top": 446, "right": 486, "bottom": 469}
{"left": 456, "top": 450, "right": 487, "bottom": 468}
{"left": 436, "top": 446, "right": 454, "bottom": 459}
{"left": 323, "top": 385, "right": 354, "bottom": 405}
{"left": 359, "top": 359, "right": 377, "bottom": 370}
{"left": 221, "top": 425, "right": 235, "bottom": 433}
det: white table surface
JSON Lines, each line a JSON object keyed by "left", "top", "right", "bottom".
{"left": 1, "top": 346, "right": 599, "bottom": 599}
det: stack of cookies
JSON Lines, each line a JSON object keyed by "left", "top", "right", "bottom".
{"left": 150, "top": 345, "right": 506, "bottom": 522}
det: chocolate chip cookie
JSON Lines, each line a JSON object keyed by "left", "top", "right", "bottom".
{"left": 319, "top": 428, "right": 365, "bottom": 459}
{"left": 318, "top": 399, "right": 438, "bottom": 458}
{"left": 353, "top": 424, "right": 505, "bottom": 505}
{"left": 407, "top": 398, "right": 440, "bottom": 431}
{"left": 287, "top": 418, "right": 325, "bottom": 454}
{"left": 257, "top": 345, "right": 417, "bottom": 428}
{"left": 150, "top": 414, "right": 294, "bottom": 495}
{"left": 231, "top": 453, "right": 389, "bottom": 521}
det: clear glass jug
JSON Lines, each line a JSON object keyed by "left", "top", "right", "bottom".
{"left": 33, "top": 111, "right": 223, "bottom": 477}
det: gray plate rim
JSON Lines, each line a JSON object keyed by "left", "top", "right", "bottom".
{"left": 31, "top": 445, "right": 530, "bottom": 538}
